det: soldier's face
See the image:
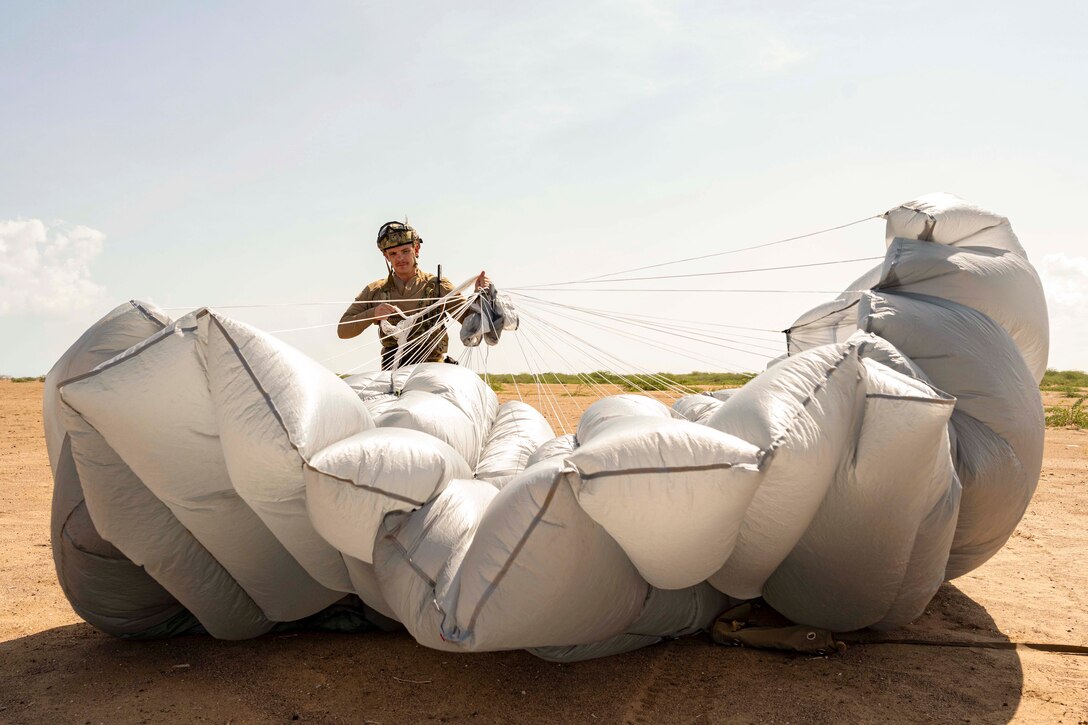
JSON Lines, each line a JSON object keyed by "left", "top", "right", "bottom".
{"left": 383, "top": 243, "right": 419, "bottom": 277}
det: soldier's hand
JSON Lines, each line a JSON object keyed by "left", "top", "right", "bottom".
{"left": 374, "top": 303, "right": 401, "bottom": 321}
{"left": 474, "top": 271, "right": 491, "bottom": 291}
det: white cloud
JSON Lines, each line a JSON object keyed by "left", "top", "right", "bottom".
{"left": 1040, "top": 253, "right": 1088, "bottom": 317}
{"left": 0, "top": 218, "right": 106, "bottom": 316}
{"left": 1039, "top": 253, "right": 1088, "bottom": 370}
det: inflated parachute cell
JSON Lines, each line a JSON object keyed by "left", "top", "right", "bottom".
{"left": 45, "top": 193, "right": 1047, "bottom": 658}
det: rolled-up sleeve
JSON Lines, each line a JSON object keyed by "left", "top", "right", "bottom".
{"left": 338, "top": 287, "right": 379, "bottom": 339}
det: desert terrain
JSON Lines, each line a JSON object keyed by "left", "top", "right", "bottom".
{"left": 1, "top": 379, "right": 1085, "bottom": 724}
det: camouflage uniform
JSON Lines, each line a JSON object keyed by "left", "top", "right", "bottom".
{"left": 339, "top": 267, "right": 467, "bottom": 368}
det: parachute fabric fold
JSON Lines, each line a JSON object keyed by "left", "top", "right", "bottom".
{"left": 437, "top": 458, "right": 649, "bottom": 650}
{"left": 875, "top": 237, "right": 1048, "bottom": 381}
{"left": 859, "top": 291, "right": 1044, "bottom": 577}
{"left": 306, "top": 428, "right": 472, "bottom": 564}
{"left": 62, "top": 406, "right": 272, "bottom": 639}
{"left": 374, "top": 364, "right": 499, "bottom": 468}
{"left": 705, "top": 341, "right": 866, "bottom": 600}
{"left": 475, "top": 400, "right": 555, "bottom": 487}
{"left": 761, "top": 355, "right": 959, "bottom": 631}
{"left": 883, "top": 192, "right": 1027, "bottom": 256}
{"left": 44, "top": 193, "right": 1048, "bottom": 661}
{"left": 524, "top": 433, "right": 577, "bottom": 467}
{"left": 789, "top": 192, "right": 1047, "bottom": 380}
{"left": 205, "top": 313, "right": 374, "bottom": 593}
{"left": 671, "top": 393, "right": 728, "bottom": 424}
{"left": 46, "top": 301, "right": 194, "bottom": 637}
{"left": 785, "top": 265, "right": 882, "bottom": 354}
{"left": 372, "top": 478, "right": 499, "bottom": 651}
{"left": 786, "top": 192, "right": 1048, "bottom": 581}
{"left": 58, "top": 311, "right": 347, "bottom": 631}
{"left": 567, "top": 403, "right": 762, "bottom": 590}
{"left": 530, "top": 584, "right": 734, "bottom": 663}
{"left": 575, "top": 394, "right": 672, "bottom": 444}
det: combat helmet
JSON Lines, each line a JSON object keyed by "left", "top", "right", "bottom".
{"left": 376, "top": 221, "right": 421, "bottom": 252}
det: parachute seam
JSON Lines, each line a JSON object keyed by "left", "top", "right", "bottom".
{"left": 890, "top": 203, "right": 937, "bottom": 242}
{"left": 211, "top": 314, "right": 427, "bottom": 507}
{"left": 864, "top": 292, "right": 1034, "bottom": 474}
{"left": 577, "top": 461, "right": 743, "bottom": 480}
{"left": 859, "top": 293, "right": 878, "bottom": 334}
{"left": 384, "top": 532, "right": 437, "bottom": 588}
{"left": 406, "top": 510, "right": 445, "bottom": 561}
{"left": 61, "top": 527, "right": 130, "bottom": 562}
{"left": 302, "top": 464, "right": 426, "bottom": 506}
{"left": 865, "top": 393, "right": 956, "bottom": 405}
{"left": 129, "top": 300, "right": 167, "bottom": 329}
{"left": 876, "top": 240, "right": 993, "bottom": 291}
{"left": 57, "top": 323, "right": 190, "bottom": 388}
{"left": 788, "top": 298, "right": 863, "bottom": 329}
{"left": 760, "top": 343, "right": 858, "bottom": 468}
{"left": 208, "top": 314, "right": 292, "bottom": 440}
{"left": 60, "top": 500, "right": 124, "bottom": 559}
{"left": 56, "top": 435, "right": 86, "bottom": 550}
{"left": 66, "top": 409, "right": 269, "bottom": 633}
{"left": 885, "top": 238, "right": 905, "bottom": 283}
{"left": 877, "top": 266, "right": 964, "bottom": 290}
{"left": 464, "top": 472, "right": 563, "bottom": 635}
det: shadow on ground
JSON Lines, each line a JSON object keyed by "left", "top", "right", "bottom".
{"left": 0, "top": 583, "right": 1022, "bottom": 724}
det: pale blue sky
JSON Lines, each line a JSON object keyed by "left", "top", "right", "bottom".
{"left": 2, "top": 1, "right": 1086, "bottom": 376}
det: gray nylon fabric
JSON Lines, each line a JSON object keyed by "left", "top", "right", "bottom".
{"left": 44, "top": 301, "right": 196, "bottom": 638}
{"left": 45, "top": 193, "right": 1047, "bottom": 658}
{"left": 459, "top": 285, "right": 519, "bottom": 347}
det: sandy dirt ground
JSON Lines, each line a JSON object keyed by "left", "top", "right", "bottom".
{"left": 1, "top": 380, "right": 1086, "bottom": 724}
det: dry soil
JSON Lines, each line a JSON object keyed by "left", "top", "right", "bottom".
{"left": 1, "top": 381, "right": 1085, "bottom": 724}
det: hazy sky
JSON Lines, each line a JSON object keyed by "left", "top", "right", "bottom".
{"left": 2, "top": 1, "right": 1086, "bottom": 376}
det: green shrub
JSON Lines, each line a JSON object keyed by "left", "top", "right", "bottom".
{"left": 1045, "top": 405, "right": 1088, "bottom": 429}
{"left": 1041, "top": 369, "right": 1088, "bottom": 390}
{"left": 620, "top": 378, "right": 672, "bottom": 392}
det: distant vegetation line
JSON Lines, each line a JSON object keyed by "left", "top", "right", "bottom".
{"left": 1040, "top": 369, "right": 1088, "bottom": 390}
{"left": 4, "top": 369, "right": 1086, "bottom": 428}
{"left": 482, "top": 368, "right": 1088, "bottom": 392}
{"left": 481, "top": 370, "right": 758, "bottom": 392}
{"left": 8, "top": 369, "right": 1088, "bottom": 429}
{"left": 8, "top": 369, "right": 1088, "bottom": 388}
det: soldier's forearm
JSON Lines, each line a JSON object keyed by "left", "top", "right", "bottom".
{"left": 338, "top": 308, "right": 376, "bottom": 339}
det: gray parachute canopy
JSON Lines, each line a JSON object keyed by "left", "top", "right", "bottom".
{"left": 44, "top": 193, "right": 1046, "bottom": 659}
